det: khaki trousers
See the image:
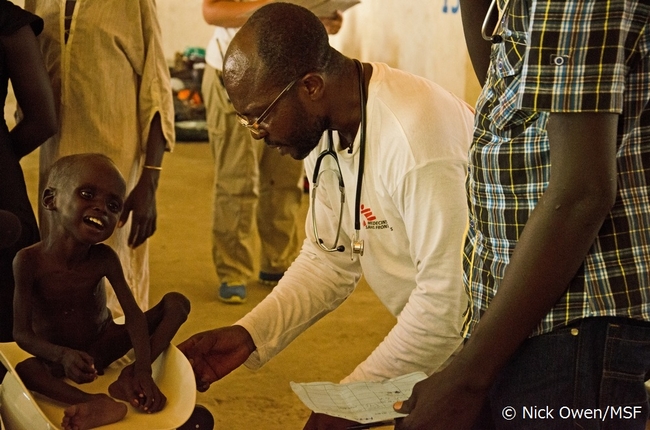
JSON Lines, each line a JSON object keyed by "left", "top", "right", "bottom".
{"left": 202, "top": 64, "right": 304, "bottom": 284}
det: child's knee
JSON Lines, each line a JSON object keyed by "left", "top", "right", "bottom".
{"left": 14, "top": 357, "right": 33, "bottom": 380}
{"left": 163, "top": 291, "right": 191, "bottom": 322}
{"left": 15, "top": 357, "right": 51, "bottom": 387}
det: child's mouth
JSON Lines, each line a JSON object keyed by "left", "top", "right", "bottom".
{"left": 83, "top": 216, "right": 105, "bottom": 230}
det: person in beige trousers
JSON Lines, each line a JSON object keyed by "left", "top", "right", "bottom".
{"left": 201, "top": 0, "right": 342, "bottom": 303}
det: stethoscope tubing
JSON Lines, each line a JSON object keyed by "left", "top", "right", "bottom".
{"left": 353, "top": 59, "right": 366, "bottom": 250}
{"left": 310, "top": 59, "right": 366, "bottom": 257}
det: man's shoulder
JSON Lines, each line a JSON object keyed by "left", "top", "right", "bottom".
{"left": 368, "top": 63, "right": 474, "bottom": 160}
{"left": 373, "top": 62, "right": 442, "bottom": 91}
{"left": 371, "top": 62, "right": 470, "bottom": 112}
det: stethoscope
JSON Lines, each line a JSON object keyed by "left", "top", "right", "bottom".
{"left": 311, "top": 59, "right": 366, "bottom": 259}
{"left": 481, "top": 0, "right": 510, "bottom": 44}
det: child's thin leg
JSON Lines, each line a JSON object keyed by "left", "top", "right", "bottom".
{"left": 89, "top": 292, "right": 190, "bottom": 370}
{"left": 143, "top": 291, "right": 191, "bottom": 359}
{"left": 85, "top": 321, "right": 133, "bottom": 373}
{"left": 15, "top": 357, "right": 127, "bottom": 430}
{"left": 16, "top": 357, "right": 93, "bottom": 405}
{"left": 108, "top": 292, "right": 190, "bottom": 407}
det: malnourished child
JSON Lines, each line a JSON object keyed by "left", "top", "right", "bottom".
{"left": 12, "top": 153, "right": 190, "bottom": 430}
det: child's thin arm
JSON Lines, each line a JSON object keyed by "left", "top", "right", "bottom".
{"left": 12, "top": 249, "right": 97, "bottom": 383}
{"left": 104, "top": 246, "right": 162, "bottom": 410}
{"left": 104, "top": 248, "right": 152, "bottom": 373}
{"left": 13, "top": 249, "right": 54, "bottom": 358}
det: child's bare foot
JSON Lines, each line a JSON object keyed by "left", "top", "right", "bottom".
{"left": 61, "top": 394, "right": 127, "bottom": 430}
{"left": 109, "top": 364, "right": 166, "bottom": 412}
{"left": 108, "top": 364, "right": 137, "bottom": 406}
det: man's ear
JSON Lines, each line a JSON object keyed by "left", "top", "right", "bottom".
{"left": 42, "top": 188, "right": 56, "bottom": 211}
{"left": 300, "top": 73, "right": 325, "bottom": 101}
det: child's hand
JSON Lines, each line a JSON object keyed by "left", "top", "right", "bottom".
{"left": 109, "top": 363, "right": 166, "bottom": 412}
{"left": 60, "top": 348, "right": 97, "bottom": 384}
{"left": 112, "top": 364, "right": 165, "bottom": 412}
{"left": 129, "top": 369, "right": 166, "bottom": 413}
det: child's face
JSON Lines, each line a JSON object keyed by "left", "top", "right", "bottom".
{"left": 51, "top": 160, "right": 126, "bottom": 244}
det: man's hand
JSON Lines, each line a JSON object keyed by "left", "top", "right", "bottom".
{"left": 118, "top": 172, "right": 157, "bottom": 248}
{"left": 392, "top": 362, "right": 488, "bottom": 430}
{"left": 303, "top": 412, "right": 358, "bottom": 430}
{"left": 60, "top": 348, "right": 98, "bottom": 384}
{"left": 177, "top": 325, "right": 255, "bottom": 392}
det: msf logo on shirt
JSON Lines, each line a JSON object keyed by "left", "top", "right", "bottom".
{"left": 360, "top": 204, "right": 392, "bottom": 230}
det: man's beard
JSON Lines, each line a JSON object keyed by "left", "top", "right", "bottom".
{"left": 265, "top": 109, "right": 329, "bottom": 160}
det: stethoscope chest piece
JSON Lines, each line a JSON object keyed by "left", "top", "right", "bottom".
{"left": 351, "top": 237, "right": 364, "bottom": 257}
{"left": 351, "top": 228, "right": 364, "bottom": 257}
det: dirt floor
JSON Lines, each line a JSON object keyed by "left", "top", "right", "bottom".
{"left": 18, "top": 142, "right": 397, "bottom": 430}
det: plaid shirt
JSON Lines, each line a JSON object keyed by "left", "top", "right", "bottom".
{"left": 463, "top": 0, "right": 650, "bottom": 337}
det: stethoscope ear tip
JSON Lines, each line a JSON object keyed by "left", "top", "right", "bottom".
{"left": 482, "top": 0, "right": 508, "bottom": 44}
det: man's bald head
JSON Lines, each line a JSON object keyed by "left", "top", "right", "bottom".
{"left": 224, "top": 3, "right": 333, "bottom": 91}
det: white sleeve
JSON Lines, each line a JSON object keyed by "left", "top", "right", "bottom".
{"left": 236, "top": 185, "right": 363, "bottom": 369}
{"left": 342, "top": 160, "right": 468, "bottom": 383}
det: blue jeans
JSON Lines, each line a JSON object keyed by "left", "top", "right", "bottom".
{"left": 474, "top": 317, "right": 650, "bottom": 429}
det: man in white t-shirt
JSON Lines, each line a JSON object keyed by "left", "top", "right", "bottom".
{"left": 181, "top": 3, "right": 473, "bottom": 429}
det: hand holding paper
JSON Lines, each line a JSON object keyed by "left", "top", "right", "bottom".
{"left": 290, "top": 372, "right": 427, "bottom": 425}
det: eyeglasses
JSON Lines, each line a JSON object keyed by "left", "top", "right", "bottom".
{"left": 236, "top": 78, "right": 299, "bottom": 136}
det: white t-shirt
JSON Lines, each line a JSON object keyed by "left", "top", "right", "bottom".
{"left": 205, "top": 26, "right": 238, "bottom": 70}
{"left": 237, "top": 62, "right": 474, "bottom": 382}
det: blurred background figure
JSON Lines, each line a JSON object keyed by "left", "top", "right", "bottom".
{"left": 201, "top": 0, "right": 343, "bottom": 303}
{"left": 0, "top": 0, "right": 56, "bottom": 342}
{"left": 0, "top": 210, "right": 21, "bottom": 250}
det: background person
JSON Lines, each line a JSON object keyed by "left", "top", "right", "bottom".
{"left": 0, "top": 0, "right": 56, "bottom": 342}
{"left": 201, "top": 0, "right": 343, "bottom": 303}
{"left": 179, "top": 4, "right": 474, "bottom": 429}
